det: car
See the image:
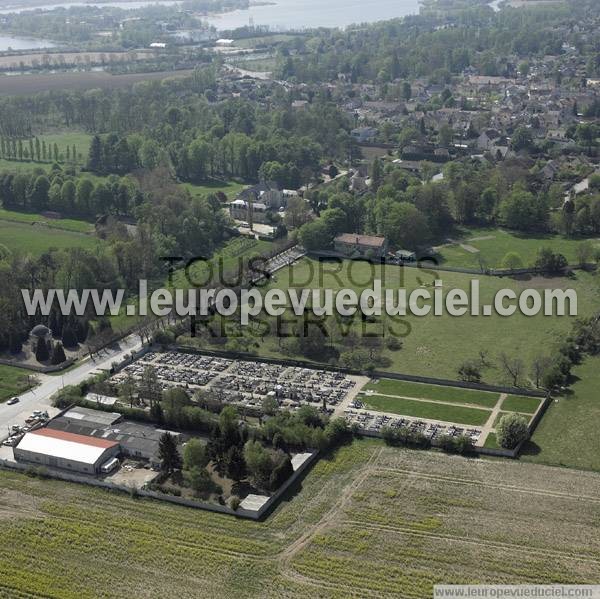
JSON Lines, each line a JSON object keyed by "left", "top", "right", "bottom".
{"left": 7, "top": 397, "right": 19, "bottom": 405}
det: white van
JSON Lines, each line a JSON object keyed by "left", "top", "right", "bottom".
{"left": 100, "top": 457, "right": 119, "bottom": 474}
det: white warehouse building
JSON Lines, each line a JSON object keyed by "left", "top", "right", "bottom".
{"left": 14, "top": 428, "right": 120, "bottom": 475}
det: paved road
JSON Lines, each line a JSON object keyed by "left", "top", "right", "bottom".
{"left": 0, "top": 334, "right": 142, "bottom": 440}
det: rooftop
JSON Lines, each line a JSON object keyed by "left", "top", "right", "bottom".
{"left": 334, "top": 233, "right": 387, "bottom": 248}
{"left": 16, "top": 428, "right": 119, "bottom": 465}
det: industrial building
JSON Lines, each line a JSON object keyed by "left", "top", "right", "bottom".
{"left": 47, "top": 407, "right": 183, "bottom": 468}
{"left": 14, "top": 428, "right": 120, "bottom": 474}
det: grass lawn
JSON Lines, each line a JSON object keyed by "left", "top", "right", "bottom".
{"left": 501, "top": 394, "right": 542, "bottom": 414}
{"left": 493, "top": 411, "right": 533, "bottom": 427}
{"left": 181, "top": 179, "right": 248, "bottom": 201}
{"left": 364, "top": 378, "right": 500, "bottom": 408}
{"left": 0, "top": 220, "right": 101, "bottom": 256}
{"left": 521, "top": 356, "right": 600, "bottom": 472}
{"left": 2, "top": 439, "right": 598, "bottom": 597}
{"left": 40, "top": 131, "right": 92, "bottom": 162}
{"left": 483, "top": 432, "right": 500, "bottom": 449}
{"left": 0, "top": 208, "right": 94, "bottom": 233}
{"left": 0, "top": 365, "right": 32, "bottom": 402}
{"left": 262, "top": 258, "right": 600, "bottom": 385}
{"left": 438, "top": 227, "right": 600, "bottom": 270}
{"left": 363, "top": 394, "right": 491, "bottom": 426}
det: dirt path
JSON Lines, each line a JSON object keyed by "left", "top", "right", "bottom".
{"left": 478, "top": 393, "right": 506, "bottom": 446}
{"left": 363, "top": 391, "right": 496, "bottom": 412}
{"left": 369, "top": 465, "right": 600, "bottom": 504}
{"left": 278, "top": 446, "right": 384, "bottom": 582}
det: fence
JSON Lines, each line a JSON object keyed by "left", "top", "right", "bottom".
{"left": 0, "top": 449, "right": 320, "bottom": 521}
{"left": 173, "top": 344, "right": 546, "bottom": 398}
{"left": 306, "top": 252, "right": 597, "bottom": 278}
{"left": 0, "top": 357, "right": 75, "bottom": 374}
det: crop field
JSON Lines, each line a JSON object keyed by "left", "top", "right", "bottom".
{"left": 437, "top": 227, "right": 600, "bottom": 270}
{"left": 0, "top": 51, "right": 151, "bottom": 70}
{"left": 0, "top": 69, "right": 195, "bottom": 96}
{"left": 0, "top": 365, "right": 31, "bottom": 402}
{"left": 1, "top": 440, "right": 599, "bottom": 598}
{"left": 522, "top": 355, "right": 600, "bottom": 472}
{"left": 264, "top": 258, "right": 600, "bottom": 384}
{"left": 0, "top": 220, "right": 101, "bottom": 256}
{"left": 0, "top": 208, "right": 94, "bottom": 233}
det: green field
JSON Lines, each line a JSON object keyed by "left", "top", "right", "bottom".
{"left": 232, "top": 57, "right": 278, "bottom": 72}
{"left": 0, "top": 158, "right": 53, "bottom": 173}
{"left": 363, "top": 394, "right": 491, "bottom": 426}
{"left": 1, "top": 440, "right": 599, "bottom": 597}
{"left": 0, "top": 208, "right": 94, "bottom": 233}
{"left": 0, "top": 131, "right": 92, "bottom": 167}
{"left": 364, "top": 378, "right": 500, "bottom": 407}
{"left": 233, "top": 34, "right": 300, "bottom": 48}
{"left": 40, "top": 131, "right": 92, "bottom": 160}
{"left": 501, "top": 394, "right": 542, "bottom": 414}
{"left": 0, "top": 220, "right": 101, "bottom": 256}
{"left": 181, "top": 180, "right": 248, "bottom": 201}
{"left": 438, "top": 227, "right": 600, "bottom": 270}
{"left": 522, "top": 356, "right": 600, "bottom": 472}
{"left": 0, "top": 365, "right": 31, "bottom": 402}
{"left": 264, "top": 258, "right": 600, "bottom": 385}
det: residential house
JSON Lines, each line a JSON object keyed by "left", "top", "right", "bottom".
{"left": 334, "top": 234, "right": 388, "bottom": 258}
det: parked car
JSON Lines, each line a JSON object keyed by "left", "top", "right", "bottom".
{"left": 7, "top": 397, "right": 19, "bottom": 405}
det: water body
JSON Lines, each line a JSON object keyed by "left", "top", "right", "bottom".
{"left": 0, "top": 33, "right": 56, "bottom": 49}
{"left": 0, "top": 0, "right": 181, "bottom": 14}
{"left": 0, "top": 0, "right": 421, "bottom": 26}
{"left": 203, "top": 0, "right": 422, "bottom": 31}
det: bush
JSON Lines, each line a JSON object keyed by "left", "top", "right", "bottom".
{"left": 269, "top": 456, "right": 294, "bottom": 491}
{"left": 535, "top": 248, "right": 568, "bottom": 274}
{"left": 385, "top": 336, "right": 403, "bottom": 351}
{"left": 35, "top": 337, "right": 49, "bottom": 362}
{"left": 50, "top": 342, "right": 67, "bottom": 365}
{"left": 229, "top": 495, "right": 241, "bottom": 511}
{"left": 381, "top": 426, "right": 430, "bottom": 449}
{"left": 496, "top": 413, "right": 529, "bottom": 449}
{"left": 154, "top": 329, "right": 175, "bottom": 346}
{"left": 457, "top": 360, "right": 482, "bottom": 383}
